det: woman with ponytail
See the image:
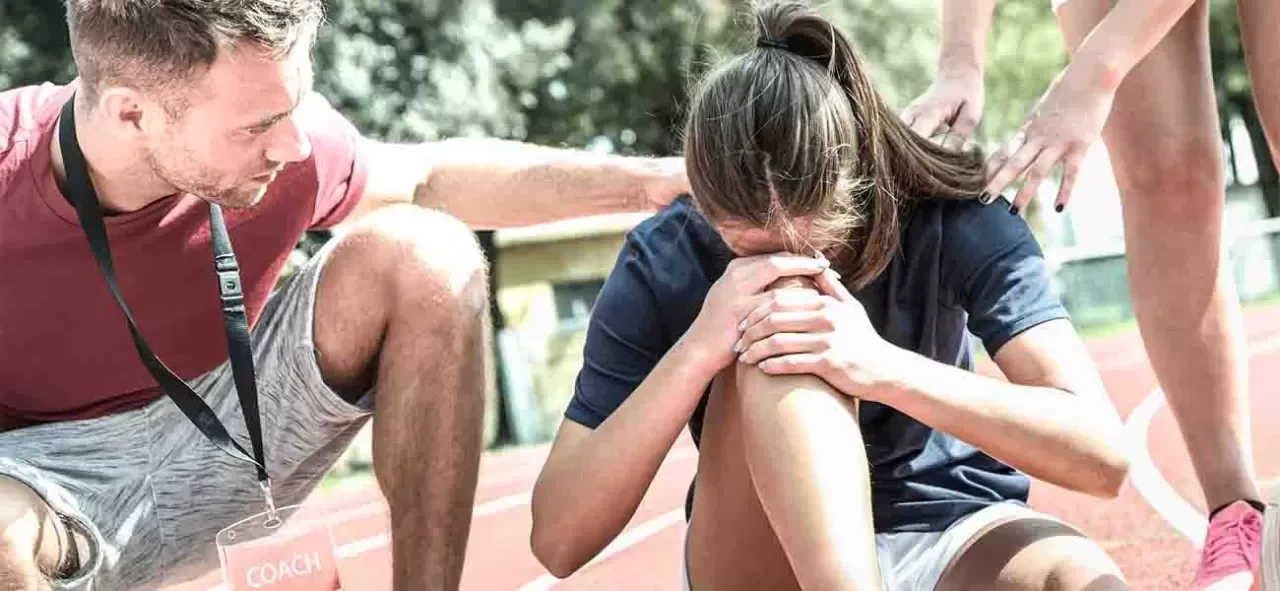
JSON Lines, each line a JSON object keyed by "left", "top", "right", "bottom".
{"left": 531, "top": 3, "right": 1131, "bottom": 589}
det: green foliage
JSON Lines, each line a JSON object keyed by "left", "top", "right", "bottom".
{"left": 314, "top": 0, "right": 571, "bottom": 143}
{"left": 980, "top": 0, "right": 1067, "bottom": 145}
{"left": 0, "top": 0, "right": 75, "bottom": 89}
{"left": 491, "top": 0, "right": 716, "bottom": 156}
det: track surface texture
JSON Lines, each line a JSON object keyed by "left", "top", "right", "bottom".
{"left": 168, "top": 305, "right": 1280, "bottom": 591}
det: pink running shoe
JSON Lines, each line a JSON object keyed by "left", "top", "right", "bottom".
{"left": 1193, "top": 501, "right": 1263, "bottom": 590}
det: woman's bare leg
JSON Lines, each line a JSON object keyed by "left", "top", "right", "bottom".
{"left": 1056, "top": 0, "right": 1260, "bottom": 585}
{"left": 686, "top": 309, "right": 880, "bottom": 590}
{"left": 1058, "top": 0, "right": 1258, "bottom": 518}
{"left": 1236, "top": 2, "right": 1280, "bottom": 586}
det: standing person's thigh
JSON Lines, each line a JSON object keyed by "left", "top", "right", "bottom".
{"left": 935, "top": 515, "right": 1127, "bottom": 590}
{"left": 1056, "top": 0, "right": 1219, "bottom": 208}
{"left": 1237, "top": 0, "right": 1280, "bottom": 163}
{"left": 148, "top": 239, "right": 375, "bottom": 588}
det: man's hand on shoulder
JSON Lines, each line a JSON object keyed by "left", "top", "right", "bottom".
{"left": 638, "top": 156, "right": 690, "bottom": 211}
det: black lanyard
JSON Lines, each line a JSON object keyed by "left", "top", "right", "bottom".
{"left": 57, "top": 97, "right": 273, "bottom": 501}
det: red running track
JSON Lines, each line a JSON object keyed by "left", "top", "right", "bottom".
{"left": 168, "top": 305, "right": 1280, "bottom": 591}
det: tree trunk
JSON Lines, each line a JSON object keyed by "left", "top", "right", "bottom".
{"left": 1236, "top": 95, "right": 1280, "bottom": 218}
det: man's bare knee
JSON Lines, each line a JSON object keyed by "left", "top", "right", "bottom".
{"left": 336, "top": 204, "right": 488, "bottom": 303}
{"left": 0, "top": 477, "right": 63, "bottom": 587}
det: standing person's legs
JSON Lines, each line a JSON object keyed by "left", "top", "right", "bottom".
{"left": 1056, "top": 0, "right": 1261, "bottom": 586}
{"left": 1235, "top": 1, "right": 1280, "bottom": 585}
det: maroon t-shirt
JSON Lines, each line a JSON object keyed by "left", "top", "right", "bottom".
{"left": 0, "top": 82, "right": 370, "bottom": 431}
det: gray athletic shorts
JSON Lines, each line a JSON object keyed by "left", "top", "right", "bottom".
{"left": 681, "top": 501, "right": 1060, "bottom": 590}
{"left": 0, "top": 241, "right": 374, "bottom": 590}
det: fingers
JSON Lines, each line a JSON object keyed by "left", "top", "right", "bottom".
{"left": 1054, "top": 147, "right": 1087, "bottom": 212}
{"left": 1009, "top": 146, "right": 1063, "bottom": 216}
{"left": 736, "top": 310, "right": 832, "bottom": 353}
{"left": 739, "top": 289, "right": 825, "bottom": 331}
{"left": 735, "top": 252, "right": 830, "bottom": 293}
{"left": 813, "top": 268, "right": 854, "bottom": 303}
{"left": 984, "top": 129, "right": 1043, "bottom": 210}
{"left": 907, "top": 105, "right": 949, "bottom": 140}
{"left": 949, "top": 103, "right": 980, "bottom": 141}
{"left": 939, "top": 103, "right": 980, "bottom": 150}
{"left": 738, "top": 333, "right": 827, "bottom": 364}
{"left": 756, "top": 353, "right": 825, "bottom": 376}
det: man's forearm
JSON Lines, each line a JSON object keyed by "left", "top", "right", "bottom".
{"left": 413, "top": 138, "right": 685, "bottom": 229}
{"left": 872, "top": 347, "right": 1129, "bottom": 497}
{"left": 937, "top": 0, "right": 995, "bottom": 73}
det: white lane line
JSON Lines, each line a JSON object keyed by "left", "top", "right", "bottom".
{"left": 1125, "top": 388, "right": 1208, "bottom": 547}
{"left": 1121, "top": 332, "right": 1280, "bottom": 548}
{"left": 475, "top": 492, "right": 532, "bottom": 517}
{"left": 516, "top": 509, "right": 687, "bottom": 591}
{"left": 204, "top": 448, "right": 698, "bottom": 591}
{"left": 203, "top": 492, "right": 536, "bottom": 591}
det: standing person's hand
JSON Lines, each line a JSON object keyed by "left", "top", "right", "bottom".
{"left": 902, "top": 66, "right": 986, "bottom": 151}
{"left": 984, "top": 66, "right": 1116, "bottom": 215}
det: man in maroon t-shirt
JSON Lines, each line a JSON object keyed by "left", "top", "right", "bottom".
{"left": 0, "top": 2, "right": 686, "bottom": 590}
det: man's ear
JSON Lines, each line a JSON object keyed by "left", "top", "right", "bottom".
{"left": 96, "top": 86, "right": 164, "bottom": 139}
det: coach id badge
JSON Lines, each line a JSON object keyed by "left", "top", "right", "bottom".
{"left": 216, "top": 485, "right": 341, "bottom": 591}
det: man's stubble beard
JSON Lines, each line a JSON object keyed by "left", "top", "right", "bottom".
{"left": 144, "top": 146, "right": 265, "bottom": 210}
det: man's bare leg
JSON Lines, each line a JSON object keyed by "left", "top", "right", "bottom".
{"left": 0, "top": 476, "right": 67, "bottom": 591}
{"left": 1058, "top": 0, "right": 1259, "bottom": 513}
{"left": 313, "top": 205, "right": 489, "bottom": 591}
{"left": 687, "top": 300, "right": 880, "bottom": 589}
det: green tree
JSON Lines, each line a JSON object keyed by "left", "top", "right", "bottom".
{"left": 0, "top": 0, "right": 74, "bottom": 89}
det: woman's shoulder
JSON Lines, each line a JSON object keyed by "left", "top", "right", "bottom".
{"left": 621, "top": 195, "right": 733, "bottom": 279}
{"left": 907, "top": 196, "right": 1039, "bottom": 254}
{"left": 627, "top": 195, "right": 721, "bottom": 246}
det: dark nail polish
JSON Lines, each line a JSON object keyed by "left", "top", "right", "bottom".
{"left": 1009, "top": 204, "right": 1019, "bottom": 216}
{"left": 1054, "top": 203, "right": 1064, "bottom": 213}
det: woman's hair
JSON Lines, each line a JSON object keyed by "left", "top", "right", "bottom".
{"left": 683, "top": 1, "right": 986, "bottom": 289}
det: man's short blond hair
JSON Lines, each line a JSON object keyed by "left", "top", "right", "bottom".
{"left": 66, "top": 0, "right": 324, "bottom": 110}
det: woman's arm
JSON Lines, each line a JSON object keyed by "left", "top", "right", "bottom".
{"left": 736, "top": 276, "right": 1130, "bottom": 498}
{"left": 901, "top": 0, "right": 994, "bottom": 142}
{"left": 1065, "top": 0, "right": 1199, "bottom": 92}
{"left": 986, "top": 0, "right": 1199, "bottom": 211}
{"left": 531, "top": 336, "right": 720, "bottom": 577}
{"left": 866, "top": 319, "right": 1130, "bottom": 497}
{"left": 530, "top": 251, "right": 831, "bottom": 577}
{"left": 736, "top": 204, "right": 1130, "bottom": 498}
